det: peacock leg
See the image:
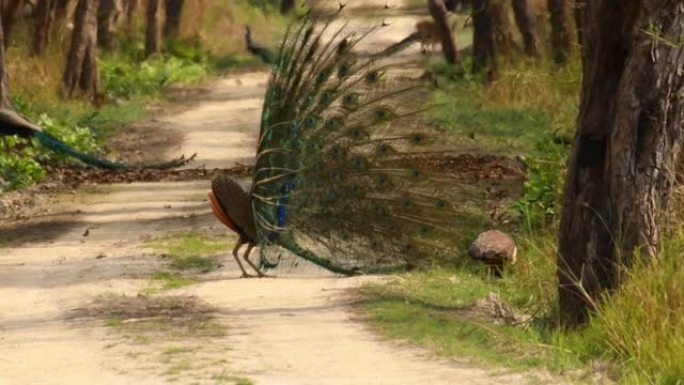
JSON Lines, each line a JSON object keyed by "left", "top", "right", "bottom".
{"left": 242, "top": 244, "right": 271, "bottom": 277}
{"left": 232, "top": 239, "right": 254, "bottom": 278}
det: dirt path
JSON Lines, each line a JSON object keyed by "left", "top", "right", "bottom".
{"left": 1, "top": 7, "right": 540, "bottom": 385}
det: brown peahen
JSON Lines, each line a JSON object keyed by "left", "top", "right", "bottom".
{"left": 211, "top": 7, "right": 462, "bottom": 277}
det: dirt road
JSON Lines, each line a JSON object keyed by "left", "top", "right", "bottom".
{"left": 1, "top": 7, "right": 536, "bottom": 385}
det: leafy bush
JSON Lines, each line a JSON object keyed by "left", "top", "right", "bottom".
{"left": 0, "top": 137, "right": 45, "bottom": 191}
{"left": 101, "top": 54, "right": 208, "bottom": 98}
{"left": 0, "top": 97, "right": 101, "bottom": 191}
{"left": 513, "top": 142, "right": 566, "bottom": 230}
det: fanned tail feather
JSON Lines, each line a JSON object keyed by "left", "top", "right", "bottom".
{"left": 249, "top": 9, "right": 462, "bottom": 274}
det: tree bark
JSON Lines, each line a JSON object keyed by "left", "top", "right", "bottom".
{"left": 427, "top": 0, "right": 459, "bottom": 65}
{"left": 558, "top": 0, "right": 684, "bottom": 327}
{"left": 511, "top": 0, "right": 539, "bottom": 56}
{"left": 54, "top": 0, "right": 71, "bottom": 20}
{"left": 31, "top": 0, "right": 54, "bottom": 56}
{"left": 547, "top": 0, "right": 571, "bottom": 63}
{"left": 145, "top": 0, "right": 162, "bottom": 57}
{"left": 122, "top": 0, "right": 137, "bottom": 32}
{"left": 471, "top": 0, "right": 496, "bottom": 76}
{"left": 280, "top": 0, "right": 293, "bottom": 14}
{"left": 2, "top": 0, "right": 24, "bottom": 46}
{"left": 490, "top": 0, "right": 517, "bottom": 56}
{"left": 0, "top": 3, "right": 11, "bottom": 108}
{"left": 63, "top": 0, "right": 100, "bottom": 100}
{"left": 163, "top": 0, "right": 182, "bottom": 38}
{"left": 97, "top": 0, "right": 121, "bottom": 49}
{"left": 573, "top": 0, "right": 584, "bottom": 48}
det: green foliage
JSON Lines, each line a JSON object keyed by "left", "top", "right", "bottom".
{"left": 513, "top": 144, "right": 566, "bottom": 230}
{"left": 0, "top": 96, "right": 102, "bottom": 191}
{"left": 0, "top": 138, "right": 45, "bottom": 191}
{"left": 101, "top": 54, "right": 208, "bottom": 99}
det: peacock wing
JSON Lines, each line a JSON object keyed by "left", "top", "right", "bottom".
{"left": 212, "top": 174, "right": 258, "bottom": 242}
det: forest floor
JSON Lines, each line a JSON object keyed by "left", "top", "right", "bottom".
{"left": 0, "top": 3, "right": 558, "bottom": 385}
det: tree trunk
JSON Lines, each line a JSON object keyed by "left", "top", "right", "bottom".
{"left": 122, "top": 0, "right": 137, "bottom": 32}
{"left": 427, "top": 0, "right": 459, "bottom": 65}
{"left": 471, "top": 0, "right": 496, "bottom": 76}
{"left": 2, "top": 0, "right": 24, "bottom": 46}
{"left": 511, "top": 0, "right": 538, "bottom": 56}
{"left": 163, "top": 0, "right": 182, "bottom": 38}
{"left": 31, "top": 0, "right": 54, "bottom": 56}
{"left": 54, "top": 0, "right": 71, "bottom": 21}
{"left": 547, "top": 0, "right": 571, "bottom": 63}
{"left": 0, "top": 4, "right": 11, "bottom": 108}
{"left": 97, "top": 0, "right": 121, "bottom": 49}
{"left": 145, "top": 0, "right": 162, "bottom": 57}
{"left": 558, "top": 0, "right": 684, "bottom": 327}
{"left": 63, "top": 0, "right": 100, "bottom": 100}
{"left": 280, "top": 0, "right": 293, "bottom": 14}
{"left": 490, "top": 0, "right": 517, "bottom": 56}
{"left": 573, "top": 0, "right": 584, "bottom": 48}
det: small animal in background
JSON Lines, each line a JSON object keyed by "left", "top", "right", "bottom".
{"left": 415, "top": 20, "right": 442, "bottom": 54}
{"left": 468, "top": 230, "right": 517, "bottom": 278}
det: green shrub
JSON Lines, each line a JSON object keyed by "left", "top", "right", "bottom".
{"left": 101, "top": 54, "right": 208, "bottom": 99}
{"left": 513, "top": 143, "right": 566, "bottom": 230}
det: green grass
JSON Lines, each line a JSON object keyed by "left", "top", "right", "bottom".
{"left": 360, "top": 234, "right": 579, "bottom": 373}
{"left": 143, "top": 271, "right": 198, "bottom": 294}
{"left": 148, "top": 231, "right": 232, "bottom": 273}
{"left": 212, "top": 373, "right": 255, "bottom": 385}
{"left": 578, "top": 233, "right": 684, "bottom": 384}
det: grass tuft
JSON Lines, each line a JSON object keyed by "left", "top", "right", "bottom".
{"left": 148, "top": 231, "right": 232, "bottom": 273}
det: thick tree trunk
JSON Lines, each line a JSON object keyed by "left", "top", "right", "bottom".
{"left": 31, "top": 0, "right": 54, "bottom": 56}
{"left": 280, "top": 0, "right": 293, "bottom": 14}
{"left": 428, "top": 0, "right": 459, "bottom": 65}
{"left": 511, "top": 0, "right": 538, "bottom": 56}
{"left": 471, "top": 0, "right": 496, "bottom": 76}
{"left": 63, "top": 0, "right": 100, "bottom": 100}
{"left": 163, "top": 0, "right": 181, "bottom": 38}
{"left": 547, "top": 0, "right": 571, "bottom": 63}
{"left": 558, "top": 1, "right": 684, "bottom": 327}
{"left": 2, "top": 0, "right": 24, "bottom": 46}
{"left": 0, "top": 4, "right": 11, "bottom": 108}
{"left": 145, "top": 0, "right": 162, "bottom": 57}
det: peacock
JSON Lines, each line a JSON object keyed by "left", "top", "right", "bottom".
{"left": 245, "top": 26, "right": 276, "bottom": 64}
{"left": 211, "top": 6, "right": 463, "bottom": 277}
{"left": 0, "top": 108, "right": 193, "bottom": 170}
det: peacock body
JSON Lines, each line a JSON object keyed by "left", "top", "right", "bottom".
{"left": 212, "top": 7, "right": 462, "bottom": 276}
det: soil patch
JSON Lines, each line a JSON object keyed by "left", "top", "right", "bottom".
{"left": 72, "top": 293, "right": 224, "bottom": 338}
